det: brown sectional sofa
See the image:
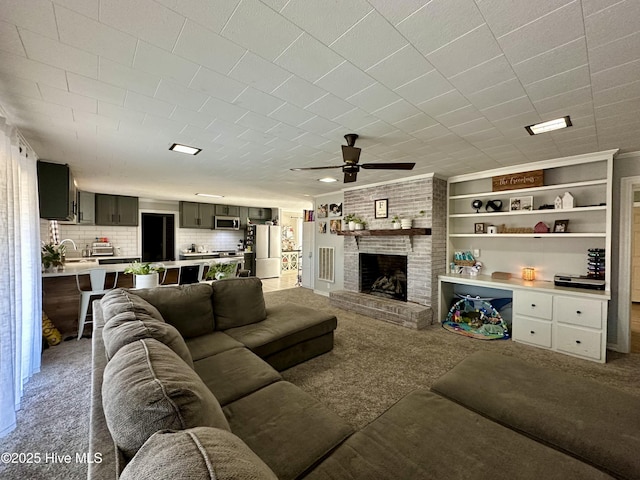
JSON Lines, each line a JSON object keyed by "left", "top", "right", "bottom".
{"left": 89, "top": 277, "right": 640, "bottom": 480}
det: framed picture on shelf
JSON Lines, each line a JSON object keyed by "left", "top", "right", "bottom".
{"left": 509, "top": 195, "right": 533, "bottom": 211}
{"left": 553, "top": 219, "right": 569, "bottom": 233}
{"left": 474, "top": 222, "right": 485, "bottom": 234}
{"left": 374, "top": 199, "right": 388, "bottom": 219}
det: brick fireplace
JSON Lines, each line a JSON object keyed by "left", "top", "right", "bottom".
{"left": 360, "top": 253, "right": 408, "bottom": 302}
{"left": 329, "top": 174, "right": 447, "bottom": 329}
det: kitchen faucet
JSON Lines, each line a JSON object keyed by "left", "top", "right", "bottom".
{"left": 59, "top": 238, "right": 77, "bottom": 250}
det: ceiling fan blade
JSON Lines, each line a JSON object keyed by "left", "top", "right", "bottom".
{"left": 344, "top": 171, "right": 358, "bottom": 183}
{"left": 360, "top": 162, "right": 415, "bottom": 170}
{"left": 290, "top": 165, "right": 344, "bottom": 171}
{"left": 341, "top": 145, "right": 361, "bottom": 163}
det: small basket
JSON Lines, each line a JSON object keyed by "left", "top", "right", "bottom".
{"left": 454, "top": 260, "right": 476, "bottom": 267}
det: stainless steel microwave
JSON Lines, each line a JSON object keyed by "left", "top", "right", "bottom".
{"left": 215, "top": 216, "right": 240, "bottom": 230}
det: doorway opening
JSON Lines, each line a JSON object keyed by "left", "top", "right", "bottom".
{"left": 631, "top": 188, "right": 640, "bottom": 353}
{"left": 142, "top": 213, "right": 175, "bottom": 262}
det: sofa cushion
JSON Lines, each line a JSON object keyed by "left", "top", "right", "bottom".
{"left": 100, "top": 289, "right": 163, "bottom": 321}
{"left": 102, "top": 338, "right": 229, "bottom": 459}
{"left": 431, "top": 351, "right": 640, "bottom": 480}
{"left": 102, "top": 310, "right": 193, "bottom": 367}
{"left": 306, "top": 389, "right": 611, "bottom": 480}
{"left": 223, "top": 381, "right": 353, "bottom": 480}
{"left": 193, "top": 348, "right": 281, "bottom": 405}
{"left": 185, "top": 331, "right": 244, "bottom": 361}
{"left": 225, "top": 304, "right": 337, "bottom": 358}
{"left": 133, "top": 283, "right": 214, "bottom": 338}
{"left": 211, "top": 277, "right": 267, "bottom": 330}
{"left": 120, "top": 427, "right": 277, "bottom": 480}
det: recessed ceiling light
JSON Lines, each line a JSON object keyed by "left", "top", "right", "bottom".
{"left": 318, "top": 177, "right": 338, "bottom": 183}
{"left": 525, "top": 116, "right": 572, "bottom": 135}
{"left": 195, "top": 193, "right": 223, "bottom": 198}
{"left": 169, "top": 143, "right": 201, "bottom": 155}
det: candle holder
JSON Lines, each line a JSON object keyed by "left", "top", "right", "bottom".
{"left": 522, "top": 267, "right": 536, "bottom": 281}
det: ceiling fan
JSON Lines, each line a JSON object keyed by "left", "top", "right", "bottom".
{"left": 290, "top": 134, "right": 415, "bottom": 183}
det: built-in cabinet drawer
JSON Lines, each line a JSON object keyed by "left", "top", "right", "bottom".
{"left": 513, "top": 290, "right": 553, "bottom": 320}
{"left": 554, "top": 296, "right": 603, "bottom": 329}
{"left": 555, "top": 325, "right": 603, "bottom": 361}
{"left": 512, "top": 316, "right": 552, "bottom": 348}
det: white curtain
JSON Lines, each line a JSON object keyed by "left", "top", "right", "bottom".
{"left": 0, "top": 117, "right": 42, "bottom": 437}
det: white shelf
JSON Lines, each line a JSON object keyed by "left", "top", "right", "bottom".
{"left": 449, "top": 205, "right": 606, "bottom": 218}
{"left": 449, "top": 179, "right": 606, "bottom": 200}
{"left": 449, "top": 232, "right": 606, "bottom": 238}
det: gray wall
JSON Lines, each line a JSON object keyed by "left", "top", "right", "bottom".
{"left": 313, "top": 191, "right": 345, "bottom": 295}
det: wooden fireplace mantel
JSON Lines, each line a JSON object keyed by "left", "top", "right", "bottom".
{"left": 337, "top": 228, "right": 431, "bottom": 250}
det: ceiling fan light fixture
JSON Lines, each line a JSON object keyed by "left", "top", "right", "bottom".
{"left": 318, "top": 177, "right": 338, "bottom": 183}
{"left": 169, "top": 143, "right": 202, "bottom": 155}
{"left": 525, "top": 116, "right": 572, "bottom": 135}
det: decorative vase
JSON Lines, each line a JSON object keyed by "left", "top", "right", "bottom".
{"left": 354, "top": 223, "right": 364, "bottom": 230}
{"left": 135, "top": 272, "right": 159, "bottom": 289}
{"left": 392, "top": 222, "right": 401, "bottom": 230}
{"left": 349, "top": 221, "right": 356, "bottom": 230}
{"left": 400, "top": 218, "right": 412, "bottom": 229}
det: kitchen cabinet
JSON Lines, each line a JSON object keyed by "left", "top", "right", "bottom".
{"left": 77, "top": 191, "right": 95, "bottom": 225}
{"left": 248, "top": 207, "right": 272, "bottom": 223}
{"left": 37, "top": 161, "right": 76, "bottom": 221}
{"left": 95, "top": 194, "right": 139, "bottom": 226}
{"left": 215, "top": 204, "right": 240, "bottom": 216}
{"left": 179, "top": 201, "right": 214, "bottom": 229}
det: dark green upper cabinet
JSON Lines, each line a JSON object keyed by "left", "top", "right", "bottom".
{"left": 248, "top": 207, "right": 272, "bottom": 223}
{"left": 37, "top": 161, "right": 76, "bottom": 221}
{"left": 77, "top": 191, "right": 95, "bottom": 225}
{"left": 179, "top": 201, "right": 214, "bottom": 229}
{"left": 95, "top": 194, "right": 138, "bottom": 226}
{"left": 215, "top": 204, "right": 240, "bottom": 216}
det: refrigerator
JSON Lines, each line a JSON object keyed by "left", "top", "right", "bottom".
{"left": 254, "top": 225, "right": 281, "bottom": 278}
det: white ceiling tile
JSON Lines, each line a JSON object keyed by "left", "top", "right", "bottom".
{"left": 229, "top": 51, "right": 291, "bottom": 93}
{"left": 410, "top": 123, "right": 451, "bottom": 141}
{"left": 347, "top": 83, "right": 401, "bottom": 113}
{"left": 584, "top": 0, "right": 640, "bottom": 49}
{"left": 367, "top": 0, "right": 431, "bottom": 26}
{"left": 275, "top": 33, "right": 343, "bottom": 83}
{"left": 397, "top": 0, "right": 484, "bottom": 55}
{"left": 141, "top": 113, "right": 186, "bottom": 133}
{"left": 0, "top": 51, "right": 67, "bottom": 90}
{"left": 593, "top": 80, "right": 640, "bottom": 108}
{"left": 591, "top": 58, "right": 640, "bottom": 92}
{"left": 330, "top": 11, "right": 408, "bottom": 71}
{"left": 199, "top": 96, "right": 247, "bottom": 123}
{"left": 221, "top": 0, "right": 302, "bottom": 61}
{"left": 97, "top": 101, "right": 146, "bottom": 124}
{"left": 395, "top": 69, "right": 453, "bottom": 104}
{"left": 155, "top": 79, "right": 209, "bottom": 110}
{"left": 188, "top": 66, "right": 247, "bottom": 101}
{"left": 134, "top": 41, "right": 199, "bottom": 86}
{"left": 480, "top": 96, "right": 537, "bottom": 122}
{"left": 53, "top": 0, "right": 99, "bottom": 20}
{"left": 478, "top": 0, "right": 573, "bottom": 38}
{"left": 100, "top": 0, "right": 185, "bottom": 51}
{"left": 20, "top": 29, "right": 98, "bottom": 78}
{"left": 332, "top": 107, "right": 379, "bottom": 130}
{"left": 55, "top": 6, "right": 136, "bottom": 65}
{"left": 365, "top": 45, "right": 433, "bottom": 90}
{"left": 98, "top": 58, "right": 161, "bottom": 97}
{"left": 314, "top": 61, "right": 375, "bottom": 99}
{"left": 372, "top": 99, "right": 421, "bottom": 124}
{"left": 39, "top": 84, "right": 97, "bottom": 113}
{"left": 280, "top": 0, "right": 372, "bottom": 45}
{"left": 0, "top": 21, "right": 26, "bottom": 56}
{"left": 301, "top": 94, "right": 355, "bottom": 120}
{"left": 355, "top": 120, "right": 397, "bottom": 138}
{"left": 393, "top": 112, "right": 437, "bottom": 134}
{"left": 497, "top": 2, "right": 584, "bottom": 64}
{"left": 467, "top": 78, "right": 528, "bottom": 111}
{"left": 207, "top": 118, "right": 249, "bottom": 138}
{"left": 589, "top": 31, "right": 640, "bottom": 74}
{"left": 2, "top": 0, "right": 58, "bottom": 39}
{"left": 234, "top": 87, "right": 284, "bottom": 116}
{"left": 125, "top": 91, "right": 175, "bottom": 117}
{"left": 73, "top": 110, "right": 119, "bottom": 130}
{"left": 449, "top": 55, "right": 516, "bottom": 95}
{"left": 459, "top": 126, "right": 505, "bottom": 144}
{"left": 271, "top": 75, "right": 326, "bottom": 108}
{"left": 4, "top": 95, "right": 73, "bottom": 122}
{"left": 427, "top": 25, "right": 502, "bottom": 78}
{"left": 417, "top": 90, "right": 469, "bottom": 117}
{"left": 435, "top": 104, "right": 484, "bottom": 128}
{"left": 173, "top": 20, "right": 246, "bottom": 75}
{"left": 236, "top": 111, "right": 280, "bottom": 133}
{"left": 264, "top": 122, "right": 306, "bottom": 140}
{"left": 511, "top": 38, "right": 588, "bottom": 85}
{"left": 524, "top": 65, "right": 591, "bottom": 102}
{"left": 582, "top": 0, "right": 619, "bottom": 17}
{"left": 0, "top": 72, "right": 41, "bottom": 99}
{"left": 532, "top": 85, "right": 593, "bottom": 115}
{"left": 269, "top": 102, "right": 315, "bottom": 126}
{"left": 167, "top": 0, "right": 240, "bottom": 34}
{"left": 491, "top": 111, "right": 542, "bottom": 134}
{"left": 67, "top": 73, "right": 127, "bottom": 105}
{"left": 298, "top": 115, "right": 341, "bottom": 135}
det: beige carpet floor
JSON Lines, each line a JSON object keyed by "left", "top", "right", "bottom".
{"left": 1, "top": 287, "right": 639, "bottom": 479}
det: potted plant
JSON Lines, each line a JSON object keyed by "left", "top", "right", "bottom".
{"left": 353, "top": 217, "right": 366, "bottom": 230}
{"left": 343, "top": 213, "right": 356, "bottom": 231}
{"left": 391, "top": 215, "right": 401, "bottom": 229}
{"left": 400, "top": 210, "right": 425, "bottom": 229}
{"left": 124, "top": 261, "right": 165, "bottom": 288}
{"left": 42, "top": 243, "right": 66, "bottom": 272}
{"left": 205, "top": 262, "right": 238, "bottom": 281}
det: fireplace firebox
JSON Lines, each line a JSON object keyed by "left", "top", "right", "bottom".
{"left": 359, "top": 253, "right": 408, "bottom": 302}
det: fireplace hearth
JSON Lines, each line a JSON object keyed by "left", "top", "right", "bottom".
{"left": 360, "top": 253, "right": 407, "bottom": 302}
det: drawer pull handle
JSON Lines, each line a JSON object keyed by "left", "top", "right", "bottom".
{"left": 576, "top": 310, "right": 582, "bottom": 314}
{"left": 576, "top": 340, "right": 581, "bottom": 344}
{"left": 530, "top": 330, "right": 535, "bottom": 334}
{"left": 531, "top": 304, "right": 536, "bottom": 308}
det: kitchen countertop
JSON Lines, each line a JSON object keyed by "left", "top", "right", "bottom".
{"left": 42, "top": 257, "right": 243, "bottom": 278}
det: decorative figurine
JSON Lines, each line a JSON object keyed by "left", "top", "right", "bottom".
{"left": 472, "top": 199, "right": 483, "bottom": 213}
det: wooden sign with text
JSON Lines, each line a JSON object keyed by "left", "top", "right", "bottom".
{"left": 492, "top": 169, "right": 543, "bottom": 192}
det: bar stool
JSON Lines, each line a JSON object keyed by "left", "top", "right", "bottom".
{"left": 76, "top": 269, "right": 118, "bottom": 340}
